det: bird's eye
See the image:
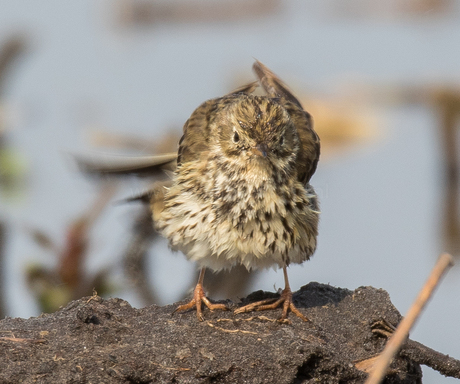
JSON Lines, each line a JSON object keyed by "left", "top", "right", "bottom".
{"left": 233, "top": 131, "right": 240, "bottom": 143}
{"left": 279, "top": 135, "right": 285, "bottom": 145}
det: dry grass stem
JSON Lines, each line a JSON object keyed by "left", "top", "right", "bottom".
{"left": 364, "top": 252, "right": 454, "bottom": 384}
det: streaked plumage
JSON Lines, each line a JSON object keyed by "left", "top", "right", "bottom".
{"left": 77, "top": 61, "right": 321, "bottom": 321}
{"left": 156, "top": 61, "right": 320, "bottom": 321}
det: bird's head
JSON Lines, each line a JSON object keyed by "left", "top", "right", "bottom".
{"left": 215, "top": 95, "right": 300, "bottom": 176}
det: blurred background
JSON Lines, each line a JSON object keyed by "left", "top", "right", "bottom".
{"left": 0, "top": 1, "right": 459, "bottom": 382}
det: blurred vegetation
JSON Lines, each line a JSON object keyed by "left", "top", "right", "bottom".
{"left": 0, "top": 36, "right": 28, "bottom": 200}
{"left": 25, "top": 183, "right": 116, "bottom": 313}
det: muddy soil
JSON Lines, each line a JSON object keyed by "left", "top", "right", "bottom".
{"left": 1, "top": 282, "right": 453, "bottom": 383}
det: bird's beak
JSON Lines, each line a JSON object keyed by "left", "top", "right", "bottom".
{"left": 251, "top": 143, "right": 269, "bottom": 157}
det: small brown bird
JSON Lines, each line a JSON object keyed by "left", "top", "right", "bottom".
{"left": 77, "top": 61, "right": 320, "bottom": 321}
{"left": 154, "top": 61, "right": 320, "bottom": 321}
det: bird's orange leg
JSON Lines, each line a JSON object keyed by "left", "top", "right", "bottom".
{"left": 235, "top": 266, "right": 308, "bottom": 322}
{"left": 173, "top": 268, "right": 228, "bottom": 321}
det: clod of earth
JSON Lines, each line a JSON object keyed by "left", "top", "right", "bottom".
{"left": 1, "top": 282, "right": 459, "bottom": 383}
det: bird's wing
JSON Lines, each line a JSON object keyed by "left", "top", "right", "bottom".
{"left": 253, "top": 60, "right": 303, "bottom": 108}
{"left": 116, "top": 180, "right": 173, "bottom": 208}
{"left": 282, "top": 101, "right": 320, "bottom": 184}
{"left": 227, "top": 81, "right": 259, "bottom": 96}
{"left": 75, "top": 153, "right": 177, "bottom": 177}
{"left": 177, "top": 99, "right": 217, "bottom": 166}
{"left": 253, "top": 60, "right": 320, "bottom": 184}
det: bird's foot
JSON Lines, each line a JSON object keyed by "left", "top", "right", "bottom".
{"left": 235, "top": 288, "right": 308, "bottom": 322}
{"left": 173, "top": 283, "right": 228, "bottom": 321}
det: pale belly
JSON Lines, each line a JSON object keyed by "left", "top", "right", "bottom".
{"left": 156, "top": 183, "right": 319, "bottom": 272}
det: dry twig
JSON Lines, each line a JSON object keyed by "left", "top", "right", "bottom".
{"left": 364, "top": 253, "right": 454, "bottom": 384}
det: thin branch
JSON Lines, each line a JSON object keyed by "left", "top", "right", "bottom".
{"left": 365, "top": 253, "right": 454, "bottom": 384}
{"left": 370, "top": 319, "right": 460, "bottom": 379}
{"left": 401, "top": 338, "right": 460, "bottom": 379}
